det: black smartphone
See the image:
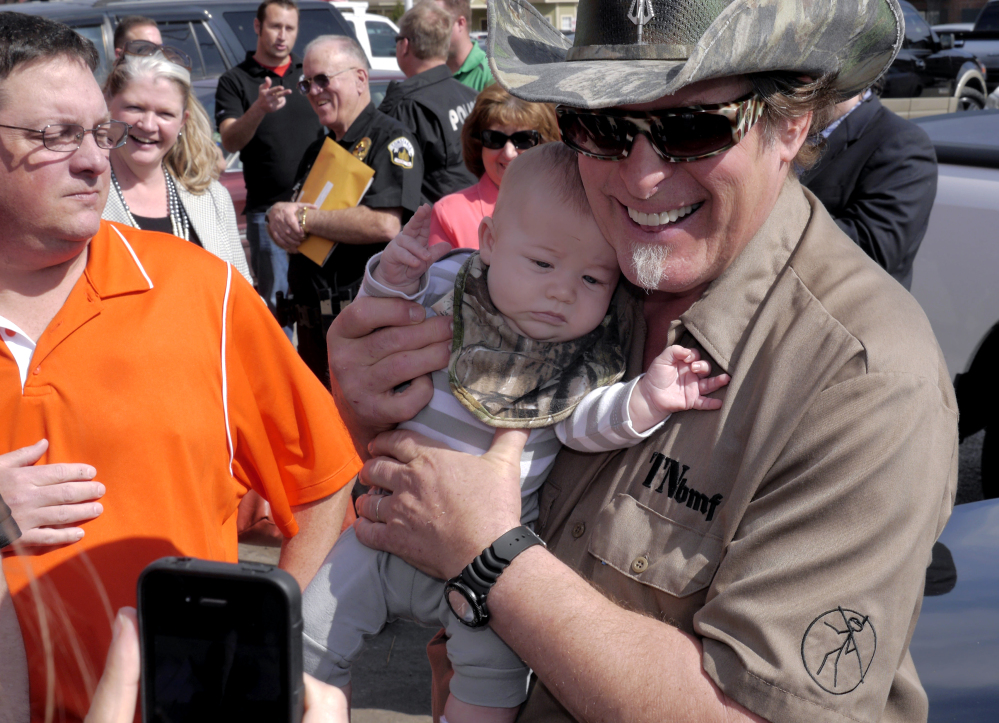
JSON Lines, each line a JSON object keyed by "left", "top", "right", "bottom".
{"left": 137, "top": 557, "right": 304, "bottom": 723}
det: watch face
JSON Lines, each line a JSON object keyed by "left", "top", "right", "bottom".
{"left": 447, "top": 588, "right": 476, "bottom": 624}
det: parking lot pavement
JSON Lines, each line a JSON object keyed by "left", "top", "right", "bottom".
{"left": 238, "top": 543, "right": 436, "bottom": 723}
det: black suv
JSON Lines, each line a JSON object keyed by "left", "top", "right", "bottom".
{"left": 880, "top": 0, "right": 989, "bottom": 118}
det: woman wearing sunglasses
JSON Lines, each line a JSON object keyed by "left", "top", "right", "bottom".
{"left": 427, "top": 84, "right": 558, "bottom": 250}
{"left": 102, "top": 46, "right": 252, "bottom": 282}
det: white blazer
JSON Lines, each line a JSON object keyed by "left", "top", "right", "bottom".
{"left": 103, "top": 178, "right": 253, "bottom": 284}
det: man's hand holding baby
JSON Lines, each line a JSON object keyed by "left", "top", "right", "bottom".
{"left": 629, "top": 346, "right": 730, "bottom": 433}
{"left": 373, "top": 204, "right": 452, "bottom": 295}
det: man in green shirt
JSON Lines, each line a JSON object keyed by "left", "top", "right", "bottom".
{"left": 432, "top": 0, "right": 493, "bottom": 91}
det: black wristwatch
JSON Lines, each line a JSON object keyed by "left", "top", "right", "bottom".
{"left": 0, "top": 492, "right": 21, "bottom": 550}
{"left": 444, "top": 526, "right": 545, "bottom": 628}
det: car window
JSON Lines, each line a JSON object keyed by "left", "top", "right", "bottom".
{"left": 295, "top": 9, "right": 352, "bottom": 53}
{"left": 222, "top": 11, "right": 257, "bottom": 54}
{"left": 193, "top": 23, "right": 228, "bottom": 77}
{"left": 73, "top": 25, "right": 110, "bottom": 84}
{"left": 369, "top": 80, "right": 390, "bottom": 107}
{"left": 902, "top": 5, "right": 934, "bottom": 50}
{"left": 159, "top": 22, "right": 208, "bottom": 79}
{"left": 193, "top": 83, "right": 217, "bottom": 129}
{"left": 976, "top": 2, "right": 999, "bottom": 31}
{"left": 223, "top": 10, "right": 351, "bottom": 57}
{"left": 366, "top": 20, "right": 397, "bottom": 58}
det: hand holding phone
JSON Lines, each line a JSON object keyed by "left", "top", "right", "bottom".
{"left": 87, "top": 605, "right": 349, "bottom": 723}
{"left": 138, "top": 557, "right": 304, "bottom": 723}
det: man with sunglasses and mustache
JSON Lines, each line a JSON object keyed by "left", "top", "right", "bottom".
{"left": 325, "top": 2, "right": 958, "bottom": 722}
{"left": 269, "top": 35, "right": 423, "bottom": 386}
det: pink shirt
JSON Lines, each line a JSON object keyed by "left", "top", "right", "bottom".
{"left": 428, "top": 175, "right": 499, "bottom": 250}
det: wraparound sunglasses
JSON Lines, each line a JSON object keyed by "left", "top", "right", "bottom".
{"left": 556, "top": 92, "right": 766, "bottom": 162}
{"left": 480, "top": 129, "right": 541, "bottom": 150}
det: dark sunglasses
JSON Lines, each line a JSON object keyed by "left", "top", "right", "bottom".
{"left": 121, "top": 39, "right": 193, "bottom": 71}
{"left": 556, "top": 92, "right": 766, "bottom": 162}
{"left": 297, "top": 67, "right": 360, "bottom": 94}
{"left": 480, "top": 129, "right": 541, "bottom": 151}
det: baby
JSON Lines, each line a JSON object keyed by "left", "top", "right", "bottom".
{"left": 302, "top": 142, "right": 729, "bottom": 723}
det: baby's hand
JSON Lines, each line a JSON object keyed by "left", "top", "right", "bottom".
{"left": 373, "top": 205, "right": 451, "bottom": 292}
{"left": 630, "top": 346, "right": 730, "bottom": 432}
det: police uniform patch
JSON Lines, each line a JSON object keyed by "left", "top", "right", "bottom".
{"left": 388, "top": 137, "right": 415, "bottom": 169}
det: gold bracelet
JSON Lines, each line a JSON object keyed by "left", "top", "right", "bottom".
{"left": 296, "top": 206, "right": 308, "bottom": 235}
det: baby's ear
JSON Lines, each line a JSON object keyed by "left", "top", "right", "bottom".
{"left": 478, "top": 216, "right": 496, "bottom": 264}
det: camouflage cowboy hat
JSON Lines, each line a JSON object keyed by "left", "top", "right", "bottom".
{"left": 487, "top": 0, "right": 904, "bottom": 108}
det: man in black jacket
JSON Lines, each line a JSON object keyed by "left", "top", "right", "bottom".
{"left": 801, "top": 91, "right": 937, "bottom": 290}
{"left": 380, "top": 1, "right": 477, "bottom": 203}
{"left": 216, "top": 0, "right": 325, "bottom": 323}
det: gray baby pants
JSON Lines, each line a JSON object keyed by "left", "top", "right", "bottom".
{"left": 302, "top": 526, "right": 530, "bottom": 708}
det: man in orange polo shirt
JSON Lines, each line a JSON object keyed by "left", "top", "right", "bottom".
{"left": 0, "top": 13, "right": 360, "bottom": 721}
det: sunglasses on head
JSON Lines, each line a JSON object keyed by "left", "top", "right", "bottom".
{"left": 480, "top": 129, "right": 541, "bottom": 150}
{"left": 297, "top": 67, "right": 360, "bottom": 95}
{"left": 121, "top": 39, "right": 193, "bottom": 71}
{"left": 556, "top": 92, "right": 766, "bottom": 162}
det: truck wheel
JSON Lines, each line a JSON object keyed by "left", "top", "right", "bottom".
{"left": 957, "top": 87, "right": 986, "bottom": 111}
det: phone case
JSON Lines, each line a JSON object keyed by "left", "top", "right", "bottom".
{"left": 137, "top": 556, "right": 304, "bottom": 722}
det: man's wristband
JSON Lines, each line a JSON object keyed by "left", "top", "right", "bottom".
{"left": 296, "top": 206, "right": 309, "bottom": 235}
{"left": 444, "top": 526, "right": 545, "bottom": 628}
{"left": 0, "top": 493, "right": 21, "bottom": 550}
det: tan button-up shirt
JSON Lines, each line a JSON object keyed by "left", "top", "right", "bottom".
{"left": 521, "top": 178, "right": 958, "bottom": 723}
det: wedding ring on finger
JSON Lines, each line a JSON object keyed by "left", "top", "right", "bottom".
{"left": 374, "top": 495, "right": 383, "bottom": 523}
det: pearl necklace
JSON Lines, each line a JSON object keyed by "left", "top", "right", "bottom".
{"left": 110, "top": 163, "right": 191, "bottom": 241}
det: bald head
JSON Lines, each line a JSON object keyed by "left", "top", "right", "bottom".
{"left": 304, "top": 34, "right": 369, "bottom": 70}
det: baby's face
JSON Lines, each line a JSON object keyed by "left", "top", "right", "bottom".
{"left": 479, "top": 189, "right": 620, "bottom": 343}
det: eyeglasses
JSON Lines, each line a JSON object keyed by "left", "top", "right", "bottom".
{"left": 297, "top": 67, "right": 360, "bottom": 95}
{"left": 556, "top": 92, "right": 766, "bottom": 162}
{"left": 121, "top": 39, "right": 193, "bottom": 71}
{"left": 0, "top": 121, "right": 131, "bottom": 152}
{"left": 480, "top": 129, "right": 541, "bottom": 150}
{"left": 394, "top": 35, "right": 408, "bottom": 43}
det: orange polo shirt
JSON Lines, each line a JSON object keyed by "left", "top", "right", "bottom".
{"left": 1, "top": 221, "right": 361, "bottom": 722}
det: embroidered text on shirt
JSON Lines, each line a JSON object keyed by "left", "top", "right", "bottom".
{"left": 642, "top": 452, "right": 723, "bottom": 522}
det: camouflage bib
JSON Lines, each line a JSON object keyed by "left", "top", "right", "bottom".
{"left": 448, "top": 252, "right": 633, "bottom": 428}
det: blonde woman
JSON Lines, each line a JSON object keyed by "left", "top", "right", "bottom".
{"left": 103, "top": 43, "right": 251, "bottom": 281}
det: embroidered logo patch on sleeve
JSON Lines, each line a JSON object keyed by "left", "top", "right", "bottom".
{"left": 388, "top": 137, "right": 415, "bottom": 169}
{"left": 801, "top": 607, "right": 877, "bottom": 694}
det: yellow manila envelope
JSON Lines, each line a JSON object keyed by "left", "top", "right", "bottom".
{"left": 296, "top": 137, "right": 376, "bottom": 266}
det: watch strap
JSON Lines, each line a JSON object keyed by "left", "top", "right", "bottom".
{"left": 463, "top": 526, "right": 544, "bottom": 596}
{"left": 0, "top": 493, "right": 22, "bottom": 550}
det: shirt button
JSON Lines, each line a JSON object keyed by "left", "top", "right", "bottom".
{"left": 3, "top": 328, "right": 13, "bottom": 337}
{"left": 33, "top": 366, "right": 41, "bottom": 375}
{"left": 571, "top": 522, "right": 585, "bottom": 539}
{"left": 631, "top": 556, "right": 649, "bottom": 574}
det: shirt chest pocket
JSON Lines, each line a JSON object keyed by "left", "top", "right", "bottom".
{"left": 587, "top": 493, "right": 723, "bottom": 598}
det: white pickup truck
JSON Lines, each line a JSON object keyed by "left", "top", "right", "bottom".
{"left": 329, "top": 1, "right": 401, "bottom": 72}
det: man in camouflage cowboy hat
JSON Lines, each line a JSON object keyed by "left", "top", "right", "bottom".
{"left": 323, "top": 1, "right": 958, "bottom": 722}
